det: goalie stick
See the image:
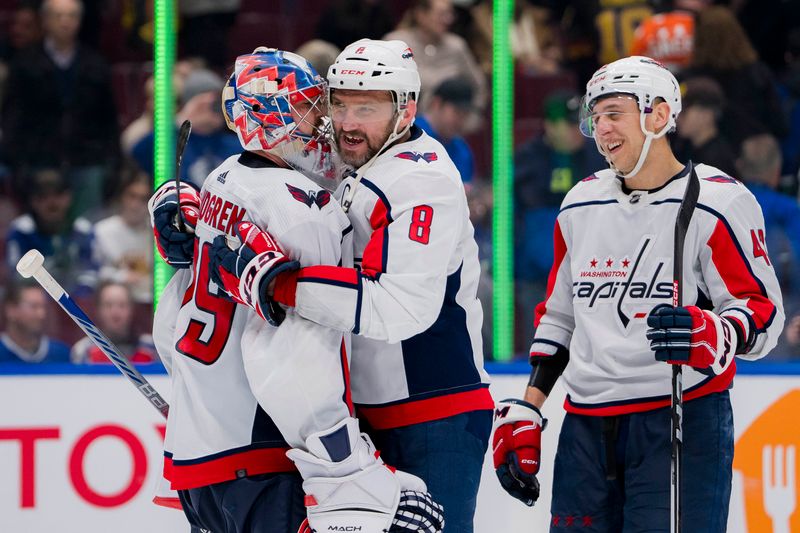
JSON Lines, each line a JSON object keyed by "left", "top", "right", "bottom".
{"left": 670, "top": 163, "right": 700, "bottom": 533}
{"left": 15, "top": 249, "right": 169, "bottom": 419}
{"left": 174, "top": 119, "right": 193, "bottom": 231}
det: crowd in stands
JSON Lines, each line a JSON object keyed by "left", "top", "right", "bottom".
{"left": 0, "top": 0, "right": 798, "bottom": 363}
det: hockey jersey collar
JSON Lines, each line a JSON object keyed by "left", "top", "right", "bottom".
{"left": 238, "top": 151, "right": 283, "bottom": 169}
{"left": 618, "top": 161, "right": 691, "bottom": 196}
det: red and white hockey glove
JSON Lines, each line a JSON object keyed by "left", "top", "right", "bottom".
{"left": 492, "top": 399, "right": 545, "bottom": 507}
{"left": 148, "top": 180, "right": 200, "bottom": 268}
{"left": 208, "top": 221, "right": 299, "bottom": 326}
{"left": 646, "top": 304, "right": 737, "bottom": 375}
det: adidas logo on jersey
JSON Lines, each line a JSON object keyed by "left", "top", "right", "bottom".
{"left": 217, "top": 170, "right": 229, "bottom": 184}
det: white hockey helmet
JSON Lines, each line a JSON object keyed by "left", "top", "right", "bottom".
{"left": 327, "top": 39, "right": 421, "bottom": 111}
{"left": 579, "top": 56, "right": 682, "bottom": 178}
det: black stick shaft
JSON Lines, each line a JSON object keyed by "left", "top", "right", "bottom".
{"left": 671, "top": 164, "right": 700, "bottom": 533}
{"left": 174, "top": 120, "right": 192, "bottom": 231}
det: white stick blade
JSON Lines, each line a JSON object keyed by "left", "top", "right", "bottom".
{"left": 16, "top": 249, "right": 45, "bottom": 278}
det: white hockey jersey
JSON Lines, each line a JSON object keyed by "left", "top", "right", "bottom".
{"left": 153, "top": 151, "right": 353, "bottom": 490}
{"left": 530, "top": 163, "right": 784, "bottom": 415}
{"left": 272, "top": 127, "right": 493, "bottom": 429}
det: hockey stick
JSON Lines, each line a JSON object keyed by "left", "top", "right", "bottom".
{"left": 15, "top": 249, "right": 169, "bottom": 419}
{"left": 174, "top": 119, "right": 193, "bottom": 231}
{"left": 670, "top": 164, "right": 700, "bottom": 533}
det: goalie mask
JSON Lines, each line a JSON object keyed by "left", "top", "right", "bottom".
{"left": 222, "top": 48, "right": 334, "bottom": 180}
{"left": 579, "top": 56, "right": 682, "bottom": 178}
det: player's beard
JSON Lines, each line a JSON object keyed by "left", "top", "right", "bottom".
{"left": 334, "top": 121, "right": 395, "bottom": 168}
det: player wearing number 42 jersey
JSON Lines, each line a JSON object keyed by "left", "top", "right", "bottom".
{"left": 492, "top": 56, "right": 783, "bottom": 532}
{"left": 150, "top": 48, "right": 443, "bottom": 533}
{"left": 211, "top": 39, "right": 493, "bottom": 532}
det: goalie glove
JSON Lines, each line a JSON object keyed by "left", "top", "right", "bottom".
{"left": 208, "top": 221, "right": 299, "bottom": 326}
{"left": 148, "top": 180, "right": 200, "bottom": 268}
{"left": 646, "top": 304, "right": 737, "bottom": 376}
{"left": 287, "top": 418, "right": 444, "bottom": 533}
{"left": 492, "top": 399, "right": 545, "bottom": 507}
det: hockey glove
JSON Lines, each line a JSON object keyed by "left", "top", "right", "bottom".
{"left": 646, "top": 304, "right": 737, "bottom": 375}
{"left": 492, "top": 399, "right": 545, "bottom": 507}
{"left": 208, "top": 221, "right": 299, "bottom": 326}
{"left": 148, "top": 180, "right": 200, "bottom": 268}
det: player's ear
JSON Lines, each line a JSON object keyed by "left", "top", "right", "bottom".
{"left": 399, "top": 99, "right": 417, "bottom": 131}
{"left": 645, "top": 98, "right": 671, "bottom": 132}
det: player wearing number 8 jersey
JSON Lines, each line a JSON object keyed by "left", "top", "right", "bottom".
{"left": 151, "top": 48, "right": 444, "bottom": 533}
{"left": 211, "top": 39, "right": 493, "bottom": 532}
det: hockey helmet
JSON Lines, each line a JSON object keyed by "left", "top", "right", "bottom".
{"left": 222, "top": 48, "right": 333, "bottom": 178}
{"left": 579, "top": 56, "right": 682, "bottom": 138}
{"left": 578, "top": 56, "right": 682, "bottom": 178}
{"left": 327, "top": 39, "right": 421, "bottom": 112}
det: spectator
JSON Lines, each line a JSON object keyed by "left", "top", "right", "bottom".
{"left": 0, "top": 1, "right": 42, "bottom": 109}
{"left": 778, "top": 28, "right": 800, "bottom": 178}
{"left": 673, "top": 76, "right": 737, "bottom": 177}
{"left": 132, "top": 68, "right": 240, "bottom": 187}
{"left": 513, "top": 90, "right": 605, "bottom": 344}
{"left": 121, "top": 59, "right": 203, "bottom": 157}
{"left": 93, "top": 162, "right": 153, "bottom": 304}
{"left": 1, "top": 0, "right": 119, "bottom": 219}
{"left": 385, "top": 0, "right": 487, "bottom": 123}
{"left": 469, "top": 0, "right": 563, "bottom": 76}
{"left": 736, "top": 134, "right": 800, "bottom": 351}
{"left": 121, "top": 75, "right": 155, "bottom": 156}
{"left": 314, "top": 0, "right": 395, "bottom": 51}
{"left": 0, "top": 280, "right": 70, "bottom": 364}
{"left": 414, "top": 77, "right": 476, "bottom": 185}
{"left": 295, "top": 39, "right": 341, "bottom": 80}
{"left": 5, "top": 168, "right": 97, "bottom": 297}
{"left": 629, "top": 0, "right": 711, "bottom": 74}
{"left": 179, "top": 0, "right": 240, "bottom": 69}
{"left": 683, "top": 5, "right": 788, "bottom": 150}
{"left": 71, "top": 281, "right": 156, "bottom": 364}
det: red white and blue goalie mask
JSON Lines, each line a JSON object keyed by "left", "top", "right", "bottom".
{"left": 223, "top": 48, "right": 334, "bottom": 180}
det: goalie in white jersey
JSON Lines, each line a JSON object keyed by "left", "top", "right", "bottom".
{"left": 150, "top": 48, "right": 443, "bottom": 533}
{"left": 492, "top": 56, "right": 784, "bottom": 532}
{"left": 210, "top": 39, "right": 493, "bottom": 532}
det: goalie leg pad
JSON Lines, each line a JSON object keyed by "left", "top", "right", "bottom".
{"left": 287, "top": 418, "right": 443, "bottom": 533}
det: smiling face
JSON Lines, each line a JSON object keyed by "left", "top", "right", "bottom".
{"left": 330, "top": 89, "right": 399, "bottom": 167}
{"left": 589, "top": 95, "right": 644, "bottom": 173}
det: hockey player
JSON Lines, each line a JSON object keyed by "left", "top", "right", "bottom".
{"left": 208, "top": 39, "right": 493, "bottom": 532}
{"left": 491, "top": 56, "right": 784, "bottom": 531}
{"left": 149, "top": 48, "right": 443, "bottom": 533}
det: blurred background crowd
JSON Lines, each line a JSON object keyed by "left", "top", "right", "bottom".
{"left": 0, "top": 0, "right": 798, "bottom": 365}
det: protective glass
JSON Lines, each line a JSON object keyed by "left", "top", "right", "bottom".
{"left": 578, "top": 94, "right": 643, "bottom": 138}
{"left": 329, "top": 99, "right": 396, "bottom": 125}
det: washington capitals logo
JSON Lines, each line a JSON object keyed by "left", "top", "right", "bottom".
{"left": 395, "top": 151, "right": 438, "bottom": 163}
{"left": 703, "top": 175, "right": 738, "bottom": 184}
{"left": 286, "top": 183, "right": 331, "bottom": 208}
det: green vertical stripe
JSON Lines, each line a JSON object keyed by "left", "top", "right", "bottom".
{"left": 153, "top": 0, "right": 177, "bottom": 306}
{"left": 492, "top": 0, "right": 515, "bottom": 361}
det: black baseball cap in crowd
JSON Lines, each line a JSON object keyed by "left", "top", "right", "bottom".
{"left": 544, "top": 90, "right": 581, "bottom": 123}
{"left": 433, "top": 78, "right": 475, "bottom": 110}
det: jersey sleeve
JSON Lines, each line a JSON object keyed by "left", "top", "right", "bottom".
{"left": 529, "top": 217, "right": 575, "bottom": 357}
{"left": 698, "top": 192, "right": 784, "bottom": 359}
{"left": 275, "top": 174, "right": 463, "bottom": 343}
{"left": 152, "top": 268, "right": 192, "bottom": 376}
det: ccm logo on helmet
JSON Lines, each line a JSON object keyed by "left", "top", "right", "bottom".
{"left": 402, "top": 47, "right": 414, "bottom": 59}
{"left": 340, "top": 69, "right": 366, "bottom": 75}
